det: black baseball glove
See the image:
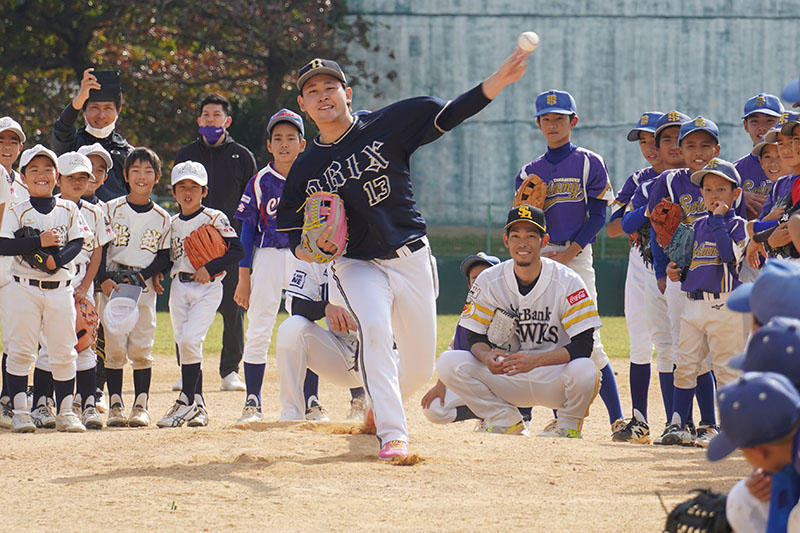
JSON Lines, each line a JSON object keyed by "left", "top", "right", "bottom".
{"left": 664, "top": 489, "right": 731, "bottom": 533}
{"left": 107, "top": 269, "right": 146, "bottom": 288}
{"left": 14, "top": 226, "right": 60, "bottom": 274}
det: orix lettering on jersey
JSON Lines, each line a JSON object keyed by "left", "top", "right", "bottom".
{"left": 304, "top": 141, "right": 391, "bottom": 206}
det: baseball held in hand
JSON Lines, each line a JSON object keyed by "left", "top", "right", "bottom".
{"left": 518, "top": 31, "right": 539, "bottom": 52}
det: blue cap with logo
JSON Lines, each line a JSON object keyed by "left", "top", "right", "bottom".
{"left": 654, "top": 110, "right": 690, "bottom": 137}
{"left": 534, "top": 90, "right": 577, "bottom": 118}
{"left": 267, "top": 108, "right": 304, "bottom": 137}
{"left": 690, "top": 158, "right": 740, "bottom": 187}
{"left": 782, "top": 77, "right": 800, "bottom": 108}
{"left": 728, "top": 316, "right": 800, "bottom": 385}
{"left": 460, "top": 252, "right": 501, "bottom": 278}
{"left": 742, "top": 93, "right": 784, "bottom": 119}
{"left": 626, "top": 112, "right": 664, "bottom": 142}
{"left": 707, "top": 371, "right": 800, "bottom": 461}
{"left": 679, "top": 116, "right": 719, "bottom": 144}
{"left": 779, "top": 110, "right": 800, "bottom": 136}
{"left": 727, "top": 259, "right": 800, "bottom": 324}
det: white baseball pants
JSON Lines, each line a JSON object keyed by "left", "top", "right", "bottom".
{"left": 169, "top": 278, "right": 224, "bottom": 366}
{"left": 101, "top": 277, "right": 158, "bottom": 370}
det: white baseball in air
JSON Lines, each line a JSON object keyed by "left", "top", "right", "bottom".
{"left": 517, "top": 31, "right": 539, "bottom": 52}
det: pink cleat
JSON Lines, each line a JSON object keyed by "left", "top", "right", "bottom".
{"left": 378, "top": 439, "right": 408, "bottom": 460}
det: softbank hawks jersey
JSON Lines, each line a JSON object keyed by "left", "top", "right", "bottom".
{"left": 458, "top": 259, "right": 602, "bottom": 351}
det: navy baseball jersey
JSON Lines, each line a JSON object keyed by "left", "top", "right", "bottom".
{"left": 759, "top": 174, "right": 798, "bottom": 220}
{"left": 514, "top": 148, "right": 614, "bottom": 243}
{"left": 277, "top": 86, "right": 491, "bottom": 260}
{"left": 681, "top": 211, "right": 747, "bottom": 293}
{"left": 234, "top": 163, "right": 289, "bottom": 249}
{"left": 610, "top": 167, "right": 658, "bottom": 221}
{"left": 734, "top": 154, "right": 772, "bottom": 197}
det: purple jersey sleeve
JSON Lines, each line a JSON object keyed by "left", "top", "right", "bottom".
{"left": 610, "top": 167, "right": 657, "bottom": 221}
{"left": 734, "top": 154, "right": 771, "bottom": 196}
{"left": 759, "top": 175, "right": 796, "bottom": 220}
{"left": 234, "top": 175, "right": 259, "bottom": 227}
{"left": 681, "top": 213, "right": 747, "bottom": 293}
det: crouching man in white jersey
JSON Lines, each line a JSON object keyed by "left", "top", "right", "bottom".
{"left": 437, "top": 205, "right": 601, "bottom": 437}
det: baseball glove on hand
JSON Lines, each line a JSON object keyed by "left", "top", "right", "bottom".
{"left": 14, "top": 226, "right": 59, "bottom": 274}
{"left": 664, "top": 489, "right": 731, "bottom": 533}
{"left": 664, "top": 223, "right": 695, "bottom": 269}
{"left": 108, "top": 269, "right": 146, "bottom": 288}
{"left": 301, "top": 191, "right": 348, "bottom": 264}
{"left": 75, "top": 297, "right": 99, "bottom": 353}
{"left": 184, "top": 224, "right": 229, "bottom": 279}
{"left": 651, "top": 198, "right": 683, "bottom": 248}
{"left": 632, "top": 220, "right": 654, "bottom": 265}
{"left": 513, "top": 174, "right": 547, "bottom": 209}
{"left": 486, "top": 309, "right": 521, "bottom": 354}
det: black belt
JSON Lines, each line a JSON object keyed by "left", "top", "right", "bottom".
{"left": 178, "top": 272, "right": 194, "bottom": 283}
{"left": 687, "top": 290, "right": 721, "bottom": 301}
{"left": 381, "top": 238, "right": 425, "bottom": 260}
{"left": 14, "top": 276, "right": 71, "bottom": 290}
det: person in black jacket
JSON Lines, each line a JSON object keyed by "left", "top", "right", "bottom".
{"left": 175, "top": 93, "right": 257, "bottom": 391}
{"left": 51, "top": 68, "right": 133, "bottom": 202}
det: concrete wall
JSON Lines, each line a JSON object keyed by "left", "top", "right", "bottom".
{"left": 344, "top": 0, "right": 800, "bottom": 226}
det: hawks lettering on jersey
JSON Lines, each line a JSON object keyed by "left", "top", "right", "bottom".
{"left": 104, "top": 197, "right": 171, "bottom": 270}
{"left": 170, "top": 207, "right": 237, "bottom": 277}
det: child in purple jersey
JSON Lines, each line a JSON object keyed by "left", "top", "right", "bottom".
{"left": 734, "top": 93, "right": 784, "bottom": 220}
{"left": 661, "top": 158, "right": 747, "bottom": 448}
{"left": 514, "top": 90, "right": 625, "bottom": 437}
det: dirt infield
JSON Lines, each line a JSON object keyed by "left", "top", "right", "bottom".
{"left": 0, "top": 357, "right": 746, "bottom": 532}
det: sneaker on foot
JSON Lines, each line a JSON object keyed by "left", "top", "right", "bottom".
{"left": 81, "top": 406, "right": 103, "bottom": 430}
{"left": 56, "top": 412, "right": 86, "bottom": 432}
{"left": 378, "top": 440, "right": 408, "bottom": 460}
{"left": 157, "top": 402, "right": 198, "bottom": 428}
{"left": 695, "top": 425, "right": 719, "bottom": 448}
{"left": 236, "top": 400, "right": 262, "bottom": 424}
{"left": 220, "top": 372, "right": 246, "bottom": 392}
{"left": 540, "top": 418, "right": 558, "bottom": 433}
{"left": 346, "top": 396, "right": 366, "bottom": 421}
{"left": 187, "top": 406, "right": 208, "bottom": 427}
{"left": 0, "top": 396, "right": 13, "bottom": 429}
{"left": 537, "top": 426, "right": 581, "bottom": 438}
{"left": 172, "top": 377, "right": 182, "bottom": 392}
{"left": 486, "top": 421, "right": 529, "bottom": 436}
{"left": 72, "top": 394, "right": 82, "bottom": 414}
{"left": 95, "top": 390, "right": 108, "bottom": 413}
{"left": 30, "top": 400, "right": 56, "bottom": 429}
{"left": 657, "top": 424, "right": 695, "bottom": 446}
{"left": 128, "top": 406, "right": 150, "bottom": 427}
{"left": 305, "top": 399, "right": 330, "bottom": 422}
{"left": 106, "top": 403, "right": 128, "bottom": 427}
{"left": 612, "top": 418, "right": 651, "bottom": 444}
{"left": 11, "top": 411, "right": 36, "bottom": 433}
{"left": 610, "top": 418, "right": 627, "bottom": 434}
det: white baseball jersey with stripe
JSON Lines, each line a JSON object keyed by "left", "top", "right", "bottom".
{"left": 169, "top": 207, "right": 237, "bottom": 278}
{"left": 104, "top": 197, "right": 171, "bottom": 270}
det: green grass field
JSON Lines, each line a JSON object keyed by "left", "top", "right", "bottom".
{"left": 154, "top": 312, "right": 631, "bottom": 360}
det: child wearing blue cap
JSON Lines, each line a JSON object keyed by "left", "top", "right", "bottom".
{"left": 514, "top": 89, "right": 624, "bottom": 437}
{"left": 661, "top": 158, "right": 747, "bottom": 447}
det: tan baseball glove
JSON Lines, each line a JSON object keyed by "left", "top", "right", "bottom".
{"left": 513, "top": 174, "right": 547, "bottom": 209}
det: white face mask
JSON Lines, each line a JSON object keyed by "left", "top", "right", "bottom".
{"left": 84, "top": 118, "right": 117, "bottom": 139}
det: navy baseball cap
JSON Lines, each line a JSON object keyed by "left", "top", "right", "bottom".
{"left": 728, "top": 316, "right": 800, "bottom": 385}
{"left": 626, "top": 112, "right": 664, "bottom": 142}
{"left": 742, "top": 93, "right": 784, "bottom": 119}
{"left": 460, "top": 252, "right": 501, "bottom": 278}
{"left": 782, "top": 77, "right": 800, "bottom": 108}
{"left": 679, "top": 116, "right": 719, "bottom": 144}
{"left": 690, "top": 158, "right": 740, "bottom": 187}
{"left": 727, "top": 259, "right": 800, "bottom": 324}
{"left": 779, "top": 111, "right": 800, "bottom": 136}
{"left": 296, "top": 58, "right": 347, "bottom": 92}
{"left": 708, "top": 371, "right": 800, "bottom": 461}
{"left": 654, "top": 110, "right": 690, "bottom": 137}
{"left": 267, "top": 108, "right": 304, "bottom": 137}
{"left": 533, "top": 90, "right": 577, "bottom": 118}
{"left": 505, "top": 205, "right": 547, "bottom": 233}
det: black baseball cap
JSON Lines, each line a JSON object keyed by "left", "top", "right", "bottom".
{"left": 297, "top": 59, "right": 347, "bottom": 92}
{"left": 504, "top": 205, "right": 546, "bottom": 234}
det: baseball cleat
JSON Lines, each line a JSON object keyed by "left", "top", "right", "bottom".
{"left": 55, "top": 412, "right": 86, "bottom": 433}
{"left": 610, "top": 418, "right": 628, "bottom": 434}
{"left": 0, "top": 396, "right": 13, "bottom": 429}
{"left": 30, "top": 401, "right": 56, "bottom": 429}
{"left": 486, "top": 421, "right": 529, "bottom": 436}
{"left": 106, "top": 403, "right": 128, "bottom": 427}
{"left": 187, "top": 406, "right": 208, "bottom": 427}
{"left": 95, "top": 390, "right": 108, "bottom": 413}
{"left": 346, "top": 396, "right": 366, "bottom": 421}
{"left": 612, "top": 418, "right": 651, "bottom": 444}
{"left": 656, "top": 424, "right": 696, "bottom": 446}
{"left": 305, "top": 399, "right": 330, "bottom": 422}
{"left": 694, "top": 425, "right": 719, "bottom": 448}
{"left": 236, "top": 400, "right": 262, "bottom": 424}
{"left": 127, "top": 406, "right": 150, "bottom": 427}
{"left": 536, "top": 426, "right": 581, "bottom": 439}
{"left": 157, "top": 402, "right": 198, "bottom": 428}
{"left": 81, "top": 406, "right": 104, "bottom": 430}
{"left": 220, "top": 371, "right": 246, "bottom": 392}
{"left": 540, "top": 418, "right": 558, "bottom": 434}
{"left": 11, "top": 412, "right": 36, "bottom": 433}
{"left": 72, "top": 394, "right": 82, "bottom": 414}
{"left": 378, "top": 440, "right": 408, "bottom": 460}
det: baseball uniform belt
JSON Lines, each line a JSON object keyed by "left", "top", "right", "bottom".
{"left": 381, "top": 238, "right": 425, "bottom": 260}
{"left": 686, "top": 290, "right": 721, "bottom": 301}
{"left": 13, "top": 275, "right": 71, "bottom": 290}
{"left": 549, "top": 240, "right": 571, "bottom": 246}
{"left": 177, "top": 272, "right": 195, "bottom": 283}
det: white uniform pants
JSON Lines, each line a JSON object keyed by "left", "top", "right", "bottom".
{"left": 276, "top": 315, "right": 362, "bottom": 420}
{"left": 5, "top": 279, "right": 77, "bottom": 381}
{"left": 242, "top": 247, "right": 294, "bottom": 365}
{"left": 625, "top": 247, "right": 655, "bottom": 363}
{"left": 543, "top": 243, "right": 609, "bottom": 368}
{"left": 675, "top": 293, "right": 744, "bottom": 389}
{"left": 169, "top": 278, "right": 224, "bottom": 366}
{"left": 726, "top": 478, "right": 768, "bottom": 533}
{"left": 101, "top": 278, "right": 158, "bottom": 370}
{"left": 437, "top": 350, "right": 600, "bottom": 431}
{"left": 329, "top": 239, "right": 438, "bottom": 445}
{"left": 632, "top": 252, "right": 675, "bottom": 372}
{"left": 423, "top": 387, "right": 469, "bottom": 424}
